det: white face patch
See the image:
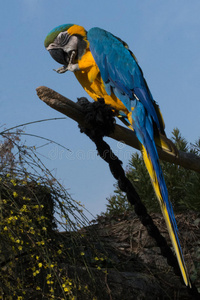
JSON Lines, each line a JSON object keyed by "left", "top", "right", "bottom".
{"left": 63, "top": 36, "right": 78, "bottom": 54}
{"left": 47, "top": 32, "right": 80, "bottom": 73}
{"left": 56, "top": 30, "right": 70, "bottom": 46}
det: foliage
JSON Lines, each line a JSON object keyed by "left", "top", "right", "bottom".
{"left": 0, "top": 127, "right": 108, "bottom": 299}
{"left": 105, "top": 128, "right": 200, "bottom": 215}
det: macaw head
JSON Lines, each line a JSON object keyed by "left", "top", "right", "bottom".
{"left": 44, "top": 24, "right": 88, "bottom": 73}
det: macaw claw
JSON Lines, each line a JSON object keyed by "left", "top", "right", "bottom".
{"left": 53, "top": 66, "right": 68, "bottom": 74}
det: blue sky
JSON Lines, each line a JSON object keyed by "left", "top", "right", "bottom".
{"left": 1, "top": 0, "right": 200, "bottom": 218}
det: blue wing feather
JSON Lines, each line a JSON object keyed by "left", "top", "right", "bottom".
{"left": 87, "top": 27, "right": 160, "bottom": 129}
{"left": 88, "top": 26, "right": 179, "bottom": 238}
{"left": 87, "top": 27, "right": 190, "bottom": 286}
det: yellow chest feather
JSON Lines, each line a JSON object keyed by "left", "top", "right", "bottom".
{"left": 75, "top": 50, "right": 129, "bottom": 115}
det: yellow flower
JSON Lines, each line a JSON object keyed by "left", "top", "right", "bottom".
{"left": 57, "top": 249, "right": 62, "bottom": 255}
{"left": 16, "top": 239, "right": 20, "bottom": 244}
{"left": 80, "top": 252, "right": 85, "bottom": 256}
{"left": 3, "top": 226, "right": 8, "bottom": 231}
{"left": 42, "top": 227, "right": 47, "bottom": 231}
{"left": 36, "top": 286, "right": 41, "bottom": 290}
{"left": 64, "top": 287, "right": 69, "bottom": 292}
{"left": 18, "top": 246, "right": 22, "bottom": 251}
{"left": 22, "top": 196, "right": 30, "bottom": 200}
{"left": 94, "top": 257, "right": 99, "bottom": 261}
{"left": 20, "top": 205, "right": 28, "bottom": 212}
{"left": 10, "top": 179, "right": 17, "bottom": 186}
{"left": 50, "top": 264, "right": 54, "bottom": 268}
{"left": 38, "top": 263, "right": 43, "bottom": 268}
{"left": 13, "top": 191, "right": 18, "bottom": 198}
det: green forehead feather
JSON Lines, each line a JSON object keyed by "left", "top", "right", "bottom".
{"left": 44, "top": 24, "right": 74, "bottom": 48}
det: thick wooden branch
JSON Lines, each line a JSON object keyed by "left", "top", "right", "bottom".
{"left": 36, "top": 86, "right": 200, "bottom": 173}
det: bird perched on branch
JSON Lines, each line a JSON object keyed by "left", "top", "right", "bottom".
{"left": 44, "top": 24, "right": 191, "bottom": 287}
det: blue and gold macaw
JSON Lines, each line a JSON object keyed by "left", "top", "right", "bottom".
{"left": 44, "top": 24, "right": 191, "bottom": 287}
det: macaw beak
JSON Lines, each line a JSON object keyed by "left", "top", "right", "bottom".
{"left": 48, "top": 48, "right": 70, "bottom": 66}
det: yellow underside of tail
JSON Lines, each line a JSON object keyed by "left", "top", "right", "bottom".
{"left": 154, "top": 134, "right": 178, "bottom": 157}
{"left": 141, "top": 145, "right": 191, "bottom": 287}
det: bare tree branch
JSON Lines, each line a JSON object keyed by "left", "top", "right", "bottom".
{"left": 36, "top": 86, "right": 200, "bottom": 173}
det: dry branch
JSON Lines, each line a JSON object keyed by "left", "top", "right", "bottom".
{"left": 36, "top": 86, "right": 200, "bottom": 173}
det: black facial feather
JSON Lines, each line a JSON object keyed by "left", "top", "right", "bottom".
{"left": 74, "top": 34, "right": 88, "bottom": 59}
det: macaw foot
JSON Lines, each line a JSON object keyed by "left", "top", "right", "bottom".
{"left": 53, "top": 63, "right": 79, "bottom": 73}
{"left": 53, "top": 50, "right": 79, "bottom": 73}
{"left": 66, "top": 51, "right": 80, "bottom": 72}
{"left": 53, "top": 65, "right": 68, "bottom": 74}
{"left": 66, "top": 62, "right": 79, "bottom": 72}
